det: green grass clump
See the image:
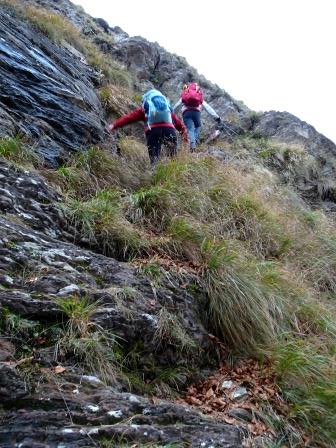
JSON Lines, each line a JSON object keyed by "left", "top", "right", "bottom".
{"left": 45, "top": 143, "right": 151, "bottom": 198}
{"left": 298, "top": 235, "right": 336, "bottom": 293}
{"left": 153, "top": 307, "right": 197, "bottom": 355}
{"left": 57, "top": 296, "right": 119, "bottom": 383}
{"left": 63, "top": 188, "right": 148, "bottom": 259}
{"left": 201, "top": 240, "right": 295, "bottom": 352}
{"left": 0, "top": 308, "right": 38, "bottom": 337}
{"left": 266, "top": 337, "right": 336, "bottom": 445}
{"left": 0, "top": 137, "right": 40, "bottom": 167}
{"left": 139, "top": 261, "right": 162, "bottom": 284}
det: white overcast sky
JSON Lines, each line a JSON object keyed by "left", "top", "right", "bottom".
{"left": 74, "top": 0, "right": 336, "bottom": 143}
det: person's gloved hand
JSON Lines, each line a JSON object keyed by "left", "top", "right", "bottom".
{"left": 215, "top": 116, "right": 221, "bottom": 124}
{"left": 106, "top": 123, "right": 114, "bottom": 132}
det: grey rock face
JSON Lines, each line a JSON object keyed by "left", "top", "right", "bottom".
{"left": 255, "top": 111, "right": 336, "bottom": 159}
{"left": 0, "top": 376, "right": 244, "bottom": 447}
{"left": 0, "top": 340, "right": 15, "bottom": 361}
{"left": 0, "top": 364, "right": 28, "bottom": 402}
{"left": 254, "top": 111, "right": 336, "bottom": 202}
{"left": 0, "top": 161, "right": 67, "bottom": 236}
{"left": 0, "top": 8, "right": 106, "bottom": 166}
{"left": 0, "top": 210, "right": 211, "bottom": 359}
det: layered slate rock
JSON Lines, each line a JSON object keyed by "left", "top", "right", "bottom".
{"left": 0, "top": 161, "right": 66, "bottom": 237}
{"left": 1, "top": 374, "right": 244, "bottom": 447}
{"left": 0, "top": 7, "right": 106, "bottom": 166}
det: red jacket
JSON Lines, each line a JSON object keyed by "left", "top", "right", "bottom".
{"left": 112, "top": 107, "right": 188, "bottom": 139}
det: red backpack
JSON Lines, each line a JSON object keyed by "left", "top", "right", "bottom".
{"left": 181, "top": 83, "right": 204, "bottom": 108}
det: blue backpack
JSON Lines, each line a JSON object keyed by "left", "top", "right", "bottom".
{"left": 142, "top": 89, "right": 173, "bottom": 126}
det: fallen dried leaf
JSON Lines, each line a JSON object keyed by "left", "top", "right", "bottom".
{"left": 205, "top": 388, "right": 215, "bottom": 399}
{"left": 187, "top": 396, "right": 203, "bottom": 406}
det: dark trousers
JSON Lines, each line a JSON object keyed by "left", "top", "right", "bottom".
{"left": 145, "top": 127, "right": 177, "bottom": 164}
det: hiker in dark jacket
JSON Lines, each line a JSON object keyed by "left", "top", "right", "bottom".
{"left": 108, "top": 89, "right": 189, "bottom": 164}
{"left": 173, "top": 82, "right": 221, "bottom": 151}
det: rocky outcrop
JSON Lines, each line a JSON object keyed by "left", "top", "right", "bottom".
{"left": 0, "top": 161, "right": 67, "bottom": 237}
{"left": 0, "top": 157, "right": 211, "bottom": 359}
{"left": 255, "top": 111, "right": 336, "bottom": 162}
{"left": 0, "top": 7, "right": 106, "bottom": 166}
{"left": 253, "top": 111, "right": 336, "bottom": 202}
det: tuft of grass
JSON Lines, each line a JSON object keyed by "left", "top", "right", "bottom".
{"left": 152, "top": 366, "right": 191, "bottom": 397}
{"left": 0, "top": 137, "right": 40, "bottom": 167}
{"left": 201, "top": 239, "right": 296, "bottom": 353}
{"left": 266, "top": 337, "right": 336, "bottom": 446}
{"left": 129, "top": 185, "right": 171, "bottom": 228}
{"left": 153, "top": 307, "right": 197, "bottom": 355}
{"left": 63, "top": 188, "right": 148, "bottom": 260}
{"left": 301, "top": 210, "right": 323, "bottom": 228}
{"left": 166, "top": 217, "right": 205, "bottom": 262}
{"left": 139, "top": 261, "right": 162, "bottom": 284}
{"left": 58, "top": 295, "right": 97, "bottom": 338}
{"left": 105, "top": 286, "right": 138, "bottom": 319}
{"left": 57, "top": 295, "right": 119, "bottom": 383}
{"left": 0, "top": 308, "right": 38, "bottom": 337}
{"left": 299, "top": 235, "right": 336, "bottom": 294}
{"left": 45, "top": 144, "right": 151, "bottom": 198}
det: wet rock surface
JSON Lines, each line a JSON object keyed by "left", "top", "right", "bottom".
{"left": 0, "top": 7, "right": 106, "bottom": 166}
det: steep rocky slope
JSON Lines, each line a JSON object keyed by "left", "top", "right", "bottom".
{"left": 1, "top": 1, "right": 336, "bottom": 447}
{"left": 0, "top": 162, "right": 242, "bottom": 447}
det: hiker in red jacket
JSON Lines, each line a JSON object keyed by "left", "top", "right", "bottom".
{"left": 107, "top": 89, "right": 188, "bottom": 164}
{"left": 173, "top": 82, "right": 221, "bottom": 151}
